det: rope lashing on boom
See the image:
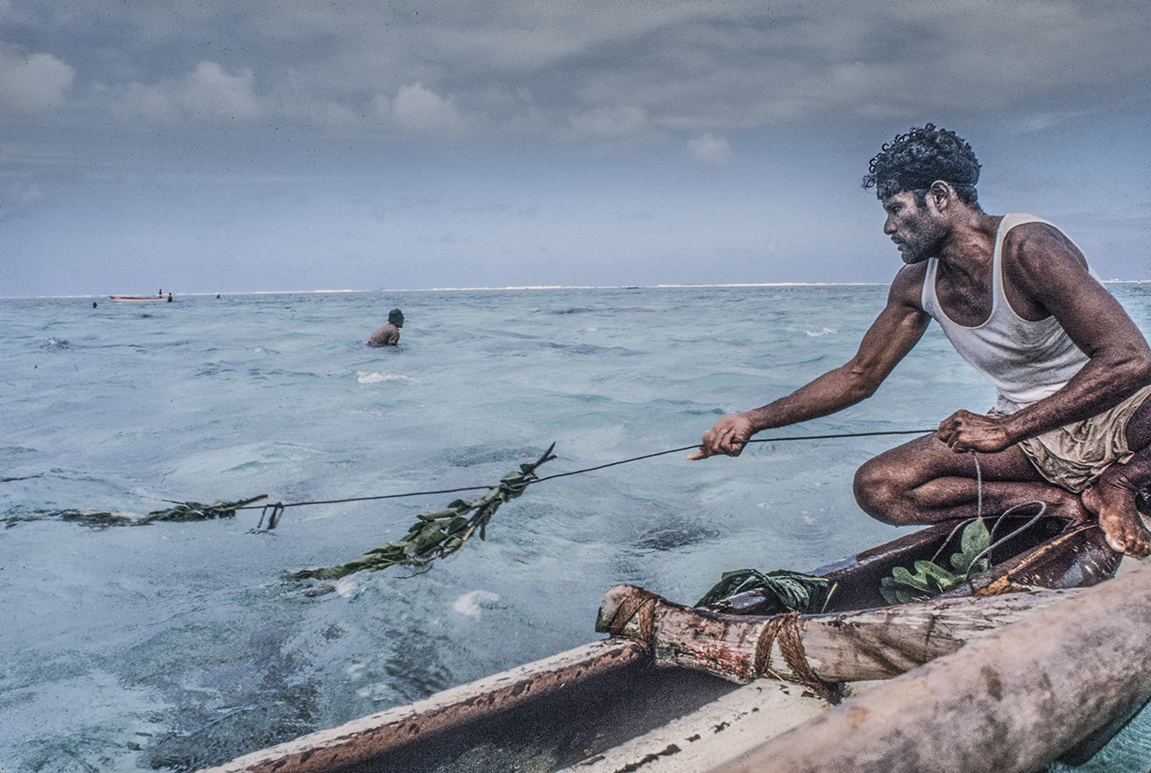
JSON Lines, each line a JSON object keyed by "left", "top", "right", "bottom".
{"left": 753, "top": 611, "right": 843, "bottom": 704}
{"left": 606, "top": 587, "right": 662, "bottom": 643}
{"left": 603, "top": 585, "right": 842, "bottom": 704}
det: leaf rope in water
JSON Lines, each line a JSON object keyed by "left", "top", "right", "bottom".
{"left": 3, "top": 495, "right": 269, "bottom": 527}
{"left": 144, "top": 495, "right": 270, "bottom": 522}
{"left": 286, "top": 444, "right": 557, "bottom": 581}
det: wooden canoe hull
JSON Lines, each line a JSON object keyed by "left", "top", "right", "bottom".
{"left": 710, "top": 566, "right": 1151, "bottom": 773}
{"left": 196, "top": 639, "right": 738, "bottom": 773}
{"left": 198, "top": 517, "right": 1124, "bottom": 773}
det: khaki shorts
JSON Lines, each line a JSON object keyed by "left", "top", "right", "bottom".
{"left": 1013, "top": 384, "right": 1151, "bottom": 493}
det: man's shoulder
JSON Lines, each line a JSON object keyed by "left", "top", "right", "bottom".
{"left": 888, "top": 262, "right": 930, "bottom": 308}
{"left": 999, "top": 214, "right": 1074, "bottom": 250}
{"left": 1000, "top": 216, "right": 1087, "bottom": 272}
{"left": 999, "top": 215, "right": 1098, "bottom": 312}
{"left": 1000, "top": 213, "right": 1054, "bottom": 230}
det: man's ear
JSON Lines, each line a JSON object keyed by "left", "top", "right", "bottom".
{"left": 927, "top": 180, "right": 952, "bottom": 213}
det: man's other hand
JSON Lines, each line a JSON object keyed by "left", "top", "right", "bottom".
{"left": 936, "top": 410, "right": 1013, "bottom": 454}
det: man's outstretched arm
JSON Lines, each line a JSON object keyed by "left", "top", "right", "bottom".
{"left": 690, "top": 268, "right": 931, "bottom": 459}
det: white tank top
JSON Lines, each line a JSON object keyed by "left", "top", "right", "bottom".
{"left": 920, "top": 214, "right": 1090, "bottom": 413}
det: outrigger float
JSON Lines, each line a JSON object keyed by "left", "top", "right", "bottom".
{"left": 199, "top": 512, "right": 1151, "bottom": 773}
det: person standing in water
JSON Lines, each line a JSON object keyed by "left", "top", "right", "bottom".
{"left": 368, "top": 308, "right": 405, "bottom": 347}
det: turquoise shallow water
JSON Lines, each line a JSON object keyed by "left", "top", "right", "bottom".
{"left": 2, "top": 284, "right": 1150, "bottom": 771}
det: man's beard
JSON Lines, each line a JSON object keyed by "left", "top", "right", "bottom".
{"left": 897, "top": 218, "right": 948, "bottom": 265}
{"left": 899, "top": 239, "right": 935, "bottom": 265}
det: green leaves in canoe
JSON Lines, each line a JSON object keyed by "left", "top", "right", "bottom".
{"left": 287, "top": 445, "right": 557, "bottom": 581}
{"left": 695, "top": 568, "right": 836, "bottom": 614}
{"left": 880, "top": 518, "right": 992, "bottom": 605}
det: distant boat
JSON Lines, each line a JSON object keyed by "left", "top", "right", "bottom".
{"left": 110, "top": 293, "right": 173, "bottom": 302}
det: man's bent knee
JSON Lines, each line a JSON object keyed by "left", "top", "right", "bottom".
{"left": 853, "top": 458, "right": 908, "bottom": 525}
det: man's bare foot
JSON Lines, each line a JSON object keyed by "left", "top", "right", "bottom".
{"left": 1082, "top": 483, "right": 1151, "bottom": 558}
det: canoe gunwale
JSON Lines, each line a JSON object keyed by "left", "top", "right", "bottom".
{"left": 193, "top": 639, "right": 747, "bottom": 773}
{"left": 194, "top": 638, "right": 648, "bottom": 772}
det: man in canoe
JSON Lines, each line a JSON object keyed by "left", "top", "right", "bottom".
{"left": 691, "top": 124, "right": 1151, "bottom": 558}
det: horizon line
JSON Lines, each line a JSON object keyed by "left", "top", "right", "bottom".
{"left": 3, "top": 279, "right": 1148, "bottom": 300}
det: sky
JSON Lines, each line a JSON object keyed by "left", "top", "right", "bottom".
{"left": 1, "top": 0, "right": 1149, "bottom": 296}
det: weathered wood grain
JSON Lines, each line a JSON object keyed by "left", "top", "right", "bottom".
{"left": 599, "top": 582, "right": 1079, "bottom": 683}
{"left": 708, "top": 566, "right": 1151, "bottom": 773}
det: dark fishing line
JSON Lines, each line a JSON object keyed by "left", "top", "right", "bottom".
{"left": 232, "top": 427, "right": 936, "bottom": 512}
{"left": 532, "top": 428, "right": 936, "bottom": 484}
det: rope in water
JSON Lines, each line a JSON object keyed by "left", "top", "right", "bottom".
{"left": 227, "top": 428, "right": 937, "bottom": 517}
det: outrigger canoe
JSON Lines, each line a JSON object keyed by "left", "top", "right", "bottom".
{"left": 109, "top": 295, "right": 171, "bottom": 301}
{"left": 199, "top": 513, "right": 1138, "bottom": 773}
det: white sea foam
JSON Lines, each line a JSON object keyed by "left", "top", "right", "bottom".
{"left": 356, "top": 371, "right": 416, "bottom": 384}
{"left": 334, "top": 575, "right": 364, "bottom": 598}
{"left": 452, "top": 590, "right": 500, "bottom": 618}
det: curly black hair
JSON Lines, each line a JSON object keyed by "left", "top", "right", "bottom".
{"left": 862, "top": 124, "right": 981, "bottom": 205}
